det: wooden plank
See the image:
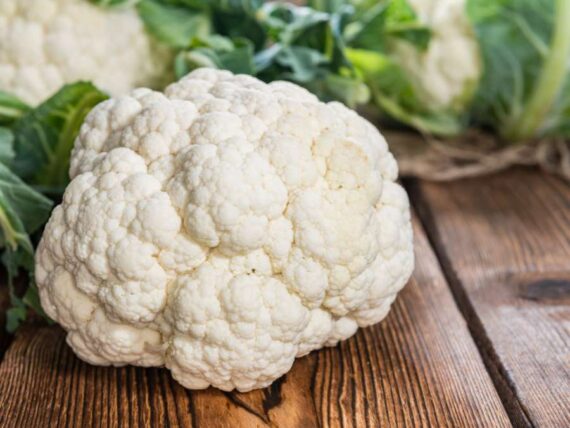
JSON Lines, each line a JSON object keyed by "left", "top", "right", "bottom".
{"left": 409, "top": 168, "right": 570, "bottom": 427}
{"left": 0, "top": 325, "right": 319, "bottom": 428}
{"left": 0, "top": 284, "right": 10, "bottom": 359}
{"left": 0, "top": 215, "right": 510, "bottom": 427}
{"left": 310, "top": 215, "right": 509, "bottom": 427}
{"left": 0, "top": 326, "right": 194, "bottom": 427}
{"left": 191, "top": 356, "right": 319, "bottom": 427}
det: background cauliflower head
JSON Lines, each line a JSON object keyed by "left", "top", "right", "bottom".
{"left": 0, "top": 0, "right": 170, "bottom": 105}
{"left": 36, "top": 68, "right": 414, "bottom": 392}
{"left": 393, "top": 0, "right": 481, "bottom": 110}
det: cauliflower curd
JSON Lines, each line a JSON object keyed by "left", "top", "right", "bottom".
{"left": 36, "top": 69, "right": 414, "bottom": 391}
{"left": 0, "top": 0, "right": 169, "bottom": 105}
{"left": 394, "top": 0, "right": 481, "bottom": 109}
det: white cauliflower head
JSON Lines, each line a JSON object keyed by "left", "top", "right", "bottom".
{"left": 0, "top": 0, "right": 170, "bottom": 105}
{"left": 36, "top": 68, "right": 414, "bottom": 392}
{"left": 394, "top": 0, "right": 481, "bottom": 109}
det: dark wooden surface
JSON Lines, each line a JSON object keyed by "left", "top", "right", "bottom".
{"left": 0, "top": 168, "right": 568, "bottom": 427}
{"left": 0, "top": 287, "right": 9, "bottom": 358}
{"left": 409, "top": 169, "right": 570, "bottom": 427}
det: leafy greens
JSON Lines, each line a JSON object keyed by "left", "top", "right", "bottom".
{"left": 90, "top": 0, "right": 570, "bottom": 143}
{"left": 467, "top": 0, "right": 570, "bottom": 142}
{"left": 0, "top": 83, "right": 108, "bottom": 331}
{"left": 133, "top": 0, "right": 370, "bottom": 106}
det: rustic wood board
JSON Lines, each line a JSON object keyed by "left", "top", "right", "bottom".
{"left": 409, "top": 168, "right": 570, "bottom": 427}
{"left": 0, "top": 216, "right": 510, "bottom": 427}
{"left": 310, "top": 215, "right": 508, "bottom": 427}
{"left": 0, "top": 287, "right": 9, "bottom": 359}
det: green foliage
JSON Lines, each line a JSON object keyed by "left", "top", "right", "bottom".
{"left": 0, "top": 90, "right": 30, "bottom": 125}
{"left": 253, "top": 2, "right": 361, "bottom": 102}
{"left": 347, "top": 48, "right": 462, "bottom": 136}
{"left": 137, "top": 0, "right": 210, "bottom": 48}
{"left": 174, "top": 36, "right": 256, "bottom": 77}
{"left": 0, "top": 164, "right": 53, "bottom": 241}
{"left": 95, "top": 0, "right": 570, "bottom": 142}
{"left": 3, "top": 242, "right": 48, "bottom": 333}
{"left": 136, "top": 0, "right": 368, "bottom": 106}
{"left": 467, "top": 0, "right": 570, "bottom": 141}
{"left": 345, "top": 0, "right": 430, "bottom": 52}
{"left": 0, "top": 84, "right": 107, "bottom": 331}
{"left": 340, "top": 0, "right": 468, "bottom": 135}
{"left": 209, "top": 0, "right": 266, "bottom": 49}
{"left": 12, "top": 83, "right": 108, "bottom": 191}
{"left": 0, "top": 128, "right": 15, "bottom": 166}
{"left": 0, "top": 164, "right": 52, "bottom": 332}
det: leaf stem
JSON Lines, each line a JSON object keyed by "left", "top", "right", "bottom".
{"left": 0, "top": 207, "right": 19, "bottom": 250}
{"left": 503, "top": 0, "right": 570, "bottom": 142}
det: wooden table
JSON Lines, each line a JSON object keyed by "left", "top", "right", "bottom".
{"left": 0, "top": 168, "right": 568, "bottom": 427}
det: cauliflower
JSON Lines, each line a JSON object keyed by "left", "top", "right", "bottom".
{"left": 36, "top": 68, "right": 414, "bottom": 392}
{"left": 0, "top": 0, "right": 170, "bottom": 105}
{"left": 393, "top": 0, "right": 481, "bottom": 109}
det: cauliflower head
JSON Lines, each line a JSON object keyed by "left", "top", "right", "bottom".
{"left": 0, "top": 0, "right": 170, "bottom": 105}
{"left": 394, "top": 0, "right": 481, "bottom": 110}
{"left": 36, "top": 68, "right": 414, "bottom": 392}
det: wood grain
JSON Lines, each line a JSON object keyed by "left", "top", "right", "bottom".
{"left": 0, "top": 286, "right": 9, "bottom": 359}
{"left": 191, "top": 356, "right": 319, "bottom": 427}
{"left": 409, "top": 168, "right": 570, "bottom": 427}
{"left": 0, "top": 326, "right": 194, "bottom": 427}
{"left": 311, "top": 215, "right": 510, "bottom": 427}
{"left": 0, "top": 215, "right": 510, "bottom": 427}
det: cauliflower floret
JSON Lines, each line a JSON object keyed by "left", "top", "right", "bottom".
{"left": 0, "top": 0, "right": 170, "bottom": 105}
{"left": 36, "top": 68, "right": 414, "bottom": 392}
{"left": 393, "top": 0, "right": 481, "bottom": 109}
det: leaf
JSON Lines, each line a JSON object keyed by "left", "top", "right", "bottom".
{"left": 257, "top": 3, "right": 330, "bottom": 45}
{"left": 276, "top": 46, "right": 329, "bottom": 83}
{"left": 345, "top": 0, "right": 430, "bottom": 52}
{"left": 137, "top": 0, "right": 210, "bottom": 48}
{"left": 467, "top": 0, "right": 570, "bottom": 141}
{"left": 141, "top": 0, "right": 365, "bottom": 106}
{"left": 348, "top": 48, "right": 463, "bottom": 135}
{"left": 175, "top": 36, "right": 256, "bottom": 77}
{"left": 0, "top": 163, "right": 52, "bottom": 333}
{"left": 254, "top": 2, "right": 364, "bottom": 105}
{"left": 0, "top": 90, "right": 30, "bottom": 125}
{"left": 551, "top": 78, "right": 570, "bottom": 136}
{"left": 301, "top": 72, "right": 369, "bottom": 107}
{"left": 209, "top": 0, "right": 266, "bottom": 49}
{"left": 382, "top": 0, "right": 431, "bottom": 48}
{"left": 0, "top": 128, "right": 15, "bottom": 166}
{"left": 254, "top": 43, "right": 284, "bottom": 72}
{"left": 3, "top": 245, "right": 48, "bottom": 333}
{"left": 0, "top": 163, "right": 53, "bottom": 241}
{"left": 313, "top": 0, "right": 446, "bottom": 123}
{"left": 307, "top": 0, "right": 347, "bottom": 14}
{"left": 0, "top": 165, "right": 52, "bottom": 333}
{"left": 12, "top": 82, "right": 108, "bottom": 190}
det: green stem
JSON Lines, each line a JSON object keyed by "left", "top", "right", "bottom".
{"left": 0, "top": 207, "right": 19, "bottom": 250}
{"left": 503, "top": 0, "right": 570, "bottom": 142}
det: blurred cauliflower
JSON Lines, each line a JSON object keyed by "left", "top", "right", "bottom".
{"left": 36, "top": 68, "right": 414, "bottom": 392}
{"left": 0, "top": 0, "right": 170, "bottom": 104}
{"left": 394, "top": 0, "right": 481, "bottom": 110}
